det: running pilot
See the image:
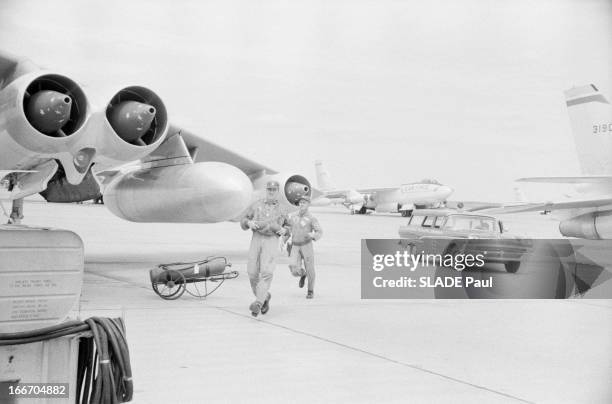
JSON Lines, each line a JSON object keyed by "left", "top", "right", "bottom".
{"left": 240, "top": 180, "right": 288, "bottom": 316}
{"left": 286, "top": 195, "right": 322, "bottom": 299}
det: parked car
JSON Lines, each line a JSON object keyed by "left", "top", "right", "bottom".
{"left": 398, "top": 209, "right": 529, "bottom": 273}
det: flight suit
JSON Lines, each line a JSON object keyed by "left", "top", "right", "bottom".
{"left": 241, "top": 198, "right": 287, "bottom": 304}
{"left": 287, "top": 211, "right": 323, "bottom": 292}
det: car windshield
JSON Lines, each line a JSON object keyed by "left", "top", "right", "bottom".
{"left": 409, "top": 215, "right": 425, "bottom": 226}
{"left": 419, "top": 178, "right": 440, "bottom": 185}
{"left": 444, "top": 216, "right": 496, "bottom": 232}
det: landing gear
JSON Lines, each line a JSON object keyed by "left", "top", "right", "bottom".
{"left": 8, "top": 198, "right": 24, "bottom": 224}
{"left": 400, "top": 210, "right": 413, "bottom": 217}
{"left": 350, "top": 206, "right": 367, "bottom": 215}
{"left": 6, "top": 176, "right": 24, "bottom": 224}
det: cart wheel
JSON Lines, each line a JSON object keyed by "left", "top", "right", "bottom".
{"left": 152, "top": 269, "right": 186, "bottom": 300}
{"left": 185, "top": 278, "right": 206, "bottom": 298}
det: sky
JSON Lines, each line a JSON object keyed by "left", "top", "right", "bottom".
{"left": 0, "top": 0, "right": 610, "bottom": 201}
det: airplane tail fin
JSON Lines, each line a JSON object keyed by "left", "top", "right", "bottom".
{"left": 565, "top": 84, "right": 612, "bottom": 175}
{"left": 315, "top": 160, "right": 336, "bottom": 191}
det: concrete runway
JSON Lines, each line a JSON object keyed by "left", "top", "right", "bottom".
{"left": 12, "top": 200, "right": 612, "bottom": 403}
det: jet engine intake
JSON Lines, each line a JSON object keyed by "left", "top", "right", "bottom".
{"left": 252, "top": 174, "right": 312, "bottom": 208}
{"left": 22, "top": 74, "right": 88, "bottom": 138}
{"left": 0, "top": 72, "right": 94, "bottom": 187}
{"left": 0, "top": 73, "right": 89, "bottom": 159}
{"left": 105, "top": 86, "right": 167, "bottom": 147}
{"left": 91, "top": 86, "right": 169, "bottom": 166}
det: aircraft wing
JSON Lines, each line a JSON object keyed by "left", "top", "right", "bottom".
{"left": 176, "top": 125, "right": 278, "bottom": 177}
{"left": 319, "top": 189, "right": 353, "bottom": 199}
{"left": 445, "top": 200, "right": 504, "bottom": 212}
{"left": 1, "top": 51, "right": 314, "bottom": 224}
{"left": 94, "top": 124, "right": 280, "bottom": 186}
{"left": 0, "top": 170, "right": 36, "bottom": 179}
{"left": 517, "top": 176, "right": 612, "bottom": 184}
{"left": 482, "top": 197, "right": 612, "bottom": 214}
{"left": 355, "top": 187, "right": 397, "bottom": 194}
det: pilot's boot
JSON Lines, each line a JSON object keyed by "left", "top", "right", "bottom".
{"left": 299, "top": 274, "right": 306, "bottom": 288}
{"left": 306, "top": 290, "right": 314, "bottom": 299}
{"left": 249, "top": 301, "right": 261, "bottom": 317}
{"left": 261, "top": 293, "right": 271, "bottom": 315}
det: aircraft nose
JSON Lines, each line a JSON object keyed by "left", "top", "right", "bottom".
{"left": 439, "top": 185, "right": 454, "bottom": 197}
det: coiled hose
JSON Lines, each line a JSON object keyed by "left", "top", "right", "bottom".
{"left": 0, "top": 317, "right": 133, "bottom": 403}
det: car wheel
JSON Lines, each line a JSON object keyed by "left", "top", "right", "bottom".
{"left": 504, "top": 262, "right": 520, "bottom": 273}
{"left": 443, "top": 243, "right": 460, "bottom": 257}
{"left": 443, "top": 243, "right": 469, "bottom": 271}
{"left": 443, "top": 243, "right": 458, "bottom": 265}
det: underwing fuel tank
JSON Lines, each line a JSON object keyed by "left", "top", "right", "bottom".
{"left": 104, "top": 162, "right": 253, "bottom": 223}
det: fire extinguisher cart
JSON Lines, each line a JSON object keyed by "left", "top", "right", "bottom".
{"left": 149, "top": 257, "right": 238, "bottom": 300}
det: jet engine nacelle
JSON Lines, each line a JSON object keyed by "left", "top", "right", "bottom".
{"left": 90, "top": 86, "right": 169, "bottom": 166}
{"left": 559, "top": 211, "right": 612, "bottom": 239}
{"left": 0, "top": 73, "right": 169, "bottom": 189}
{"left": 104, "top": 162, "right": 253, "bottom": 223}
{"left": 0, "top": 72, "right": 90, "bottom": 183}
{"left": 347, "top": 190, "right": 364, "bottom": 205}
{"left": 252, "top": 174, "right": 312, "bottom": 208}
{"left": 363, "top": 194, "right": 376, "bottom": 209}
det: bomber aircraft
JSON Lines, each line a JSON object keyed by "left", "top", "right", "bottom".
{"left": 311, "top": 160, "right": 453, "bottom": 216}
{"left": 0, "top": 52, "right": 311, "bottom": 227}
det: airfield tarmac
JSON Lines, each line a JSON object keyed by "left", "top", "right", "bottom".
{"left": 13, "top": 200, "right": 612, "bottom": 403}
